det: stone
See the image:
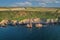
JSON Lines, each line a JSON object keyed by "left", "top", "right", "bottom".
{"left": 11, "top": 20, "right": 18, "bottom": 25}
{"left": 35, "top": 24, "right": 43, "bottom": 28}
{"left": 26, "top": 24, "right": 32, "bottom": 28}
{"left": 0, "top": 20, "right": 9, "bottom": 27}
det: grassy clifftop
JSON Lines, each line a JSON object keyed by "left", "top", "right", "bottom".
{"left": 0, "top": 7, "right": 60, "bottom": 21}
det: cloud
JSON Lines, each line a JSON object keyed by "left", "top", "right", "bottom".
{"left": 10, "top": 0, "right": 60, "bottom": 7}
{"left": 28, "top": 0, "right": 40, "bottom": 1}
{"left": 41, "top": 0, "right": 56, "bottom": 3}
{"left": 11, "top": 1, "right": 32, "bottom": 7}
{"left": 28, "top": 0, "right": 60, "bottom": 7}
{"left": 55, "top": 1, "right": 60, "bottom": 3}
{"left": 28, "top": 0, "right": 60, "bottom": 3}
{"left": 39, "top": 3, "right": 47, "bottom": 7}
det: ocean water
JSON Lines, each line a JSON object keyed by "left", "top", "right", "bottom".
{"left": 0, "top": 24, "right": 60, "bottom": 40}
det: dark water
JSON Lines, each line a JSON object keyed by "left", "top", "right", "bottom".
{"left": 0, "top": 24, "right": 60, "bottom": 40}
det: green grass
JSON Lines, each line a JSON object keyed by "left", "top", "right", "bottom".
{"left": 0, "top": 9, "right": 60, "bottom": 21}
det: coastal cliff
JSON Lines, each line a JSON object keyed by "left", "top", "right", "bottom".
{"left": 0, "top": 18, "right": 59, "bottom": 28}
{"left": 0, "top": 7, "right": 60, "bottom": 27}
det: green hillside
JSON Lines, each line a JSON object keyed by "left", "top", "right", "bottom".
{"left": 0, "top": 7, "right": 60, "bottom": 21}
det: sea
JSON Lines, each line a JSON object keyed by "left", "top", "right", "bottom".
{"left": 0, "top": 24, "right": 60, "bottom": 40}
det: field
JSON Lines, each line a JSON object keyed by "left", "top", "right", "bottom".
{"left": 0, "top": 7, "right": 60, "bottom": 21}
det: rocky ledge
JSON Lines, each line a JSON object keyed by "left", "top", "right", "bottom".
{"left": 0, "top": 18, "right": 59, "bottom": 28}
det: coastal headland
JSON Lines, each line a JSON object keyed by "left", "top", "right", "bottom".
{"left": 0, "top": 7, "right": 60, "bottom": 28}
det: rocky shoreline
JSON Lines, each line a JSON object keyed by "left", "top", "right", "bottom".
{"left": 0, "top": 18, "right": 59, "bottom": 28}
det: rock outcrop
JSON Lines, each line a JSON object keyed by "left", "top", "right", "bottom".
{"left": 0, "top": 18, "right": 58, "bottom": 27}
{"left": 20, "top": 18, "right": 40, "bottom": 23}
{"left": 0, "top": 20, "right": 9, "bottom": 27}
{"left": 46, "top": 19, "right": 51, "bottom": 23}
{"left": 46, "top": 18, "right": 58, "bottom": 23}
{"left": 33, "top": 18, "right": 40, "bottom": 22}
{"left": 35, "top": 24, "right": 43, "bottom": 28}
{"left": 11, "top": 20, "right": 19, "bottom": 25}
{"left": 20, "top": 19, "right": 33, "bottom": 23}
{"left": 26, "top": 24, "right": 32, "bottom": 28}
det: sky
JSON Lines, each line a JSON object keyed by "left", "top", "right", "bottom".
{"left": 0, "top": 0, "right": 60, "bottom": 7}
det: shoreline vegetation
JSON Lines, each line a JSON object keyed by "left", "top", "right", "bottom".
{"left": 0, "top": 7, "right": 60, "bottom": 27}
{"left": 0, "top": 10, "right": 60, "bottom": 21}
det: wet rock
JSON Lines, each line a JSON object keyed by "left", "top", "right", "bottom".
{"left": 26, "top": 24, "right": 32, "bottom": 28}
{"left": 35, "top": 24, "right": 43, "bottom": 28}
